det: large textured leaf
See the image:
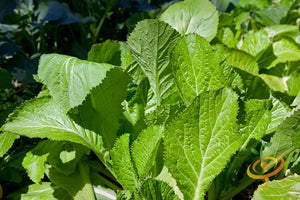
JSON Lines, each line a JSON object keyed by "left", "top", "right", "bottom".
{"left": 46, "top": 161, "right": 95, "bottom": 200}
{"left": 6, "top": 182, "right": 71, "bottom": 200}
{"left": 131, "top": 125, "right": 164, "bottom": 178}
{"left": 138, "top": 179, "right": 180, "bottom": 200}
{"left": 0, "top": 132, "right": 19, "bottom": 157}
{"left": 127, "top": 19, "right": 181, "bottom": 106}
{"left": 2, "top": 97, "right": 107, "bottom": 164}
{"left": 252, "top": 176, "right": 300, "bottom": 200}
{"left": 172, "top": 34, "right": 225, "bottom": 105}
{"left": 160, "top": 0, "right": 218, "bottom": 41}
{"left": 68, "top": 68, "right": 130, "bottom": 149}
{"left": 38, "top": 54, "right": 115, "bottom": 112}
{"left": 111, "top": 134, "right": 138, "bottom": 191}
{"left": 164, "top": 88, "right": 242, "bottom": 200}
{"left": 263, "top": 109, "right": 300, "bottom": 158}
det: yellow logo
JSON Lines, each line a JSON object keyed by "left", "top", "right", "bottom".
{"left": 247, "top": 156, "right": 285, "bottom": 191}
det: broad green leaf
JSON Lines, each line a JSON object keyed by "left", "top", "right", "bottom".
{"left": 68, "top": 68, "right": 130, "bottom": 149}
{"left": 240, "top": 29, "right": 271, "bottom": 57}
{"left": 111, "top": 134, "right": 138, "bottom": 191}
{"left": 223, "top": 100, "right": 271, "bottom": 188}
{"left": 2, "top": 97, "right": 108, "bottom": 165}
{"left": 138, "top": 179, "right": 180, "bottom": 200}
{"left": 160, "top": 0, "right": 218, "bottom": 42}
{"left": 22, "top": 140, "right": 53, "bottom": 184}
{"left": 252, "top": 176, "right": 300, "bottom": 200}
{"left": 265, "top": 25, "right": 299, "bottom": 40}
{"left": 273, "top": 38, "right": 300, "bottom": 63}
{"left": 6, "top": 182, "right": 71, "bottom": 200}
{"left": 88, "top": 40, "right": 121, "bottom": 66}
{"left": 263, "top": 109, "right": 300, "bottom": 158}
{"left": 127, "top": 19, "right": 181, "bottom": 106}
{"left": 131, "top": 126, "right": 164, "bottom": 178}
{"left": 259, "top": 74, "right": 286, "bottom": 93}
{"left": 0, "top": 132, "right": 19, "bottom": 157}
{"left": 46, "top": 161, "right": 95, "bottom": 200}
{"left": 216, "top": 27, "right": 237, "bottom": 48}
{"left": 225, "top": 50, "right": 259, "bottom": 75}
{"left": 256, "top": 5, "right": 288, "bottom": 26}
{"left": 172, "top": 34, "right": 225, "bottom": 105}
{"left": 47, "top": 142, "right": 89, "bottom": 176}
{"left": 164, "top": 88, "right": 242, "bottom": 200}
{"left": 266, "top": 97, "right": 291, "bottom": 134}
{"left": 120, "top": 42, "right": 134, "bottom": 70}
{"left": 38, "top": 54, "right": 114, "bottom": 112}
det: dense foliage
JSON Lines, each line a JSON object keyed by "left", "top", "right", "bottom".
{"left": 1, "top": 0, "right": 300, "bottom": 199}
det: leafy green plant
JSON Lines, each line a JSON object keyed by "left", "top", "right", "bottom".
{"left": 1, "top": 0, "right": 300, "bottom": 199}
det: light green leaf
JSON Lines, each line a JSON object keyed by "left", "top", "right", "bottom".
{"left": 266, "top": 97, "right": 291, "bottom": 134}
{"left": 46, "top": 161, "right": 95, "bottom": 200}
{"left": 240, "top": 29, "right": 271, "bottom": 57}
{"left": 164, "top": 88, "right": 242, "bottom": 200}
{"left": 160, "top": 0, "right": 218, "bottom": 41}
{"left": 111, "top": 134, "right": 138, "bottom": 191}
{"left": 22, "top": 141, "right": 53, "bottom": 184}
{"left": 273, "top": 38, "right": 300, "bottom": 63}
{"left": 0, "top": 132, "right": 19, "bottom": 157}
{"left": 47, "top": 142, "right": 89, "bottom": 176}
{"left": 6, "top": 182, "right": 72, "bottom": 200}
{"left": 38, "top": 54, "right": 114, "bottom": 112}
{"left": 217, "top": 27, "right": 237, "bottom": 48}
{"left": 172, "top": 34, "right": 225, "bottom": 105}
{"left": 263, "top": 109, "right": 300, "bottom": 158}
{"left": 138, "top": 179, "right": 180, "bottom": 200}
{"left": 252, "top": 176, "right": 300, "bottom": 200}
{"left": 131, "top": 126, "right": 164, "bottom": 178}
{"left": 225, "top": 50, "right": 259, "bottom": 75}
{"left": 127, "top": 19, "right": 181, "bottom": 106}
{"left": 259, "top": 74, "right": 286, "bottom": 93}
{"left": 265, "top": 25, "right": 299, "bottom": 40}
{"left": 3, "top": 97, "right": 107, "bottom": 165}
{"left": 88, "top": 40, "right": 121, "bottom": 66}
{"left": 68, "top": 68, "right": 130, "bottom": 149}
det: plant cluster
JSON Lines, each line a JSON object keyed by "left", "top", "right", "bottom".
{"left": 0, "top": 0, "right": 300, "bottom": 199}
